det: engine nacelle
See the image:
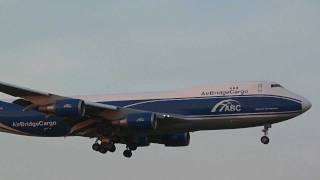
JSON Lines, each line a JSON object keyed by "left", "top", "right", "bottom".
{"left": 127, "top": 112, "right": 157, "bottom": 129}
{"left": 38, "top": 99, "right": 85, "bottom": 118}
{"left": 113, "top": 112, "right": 157, "bottom": 130}
{"left": 162, "top": 133, "right": 190, "bottom": 147}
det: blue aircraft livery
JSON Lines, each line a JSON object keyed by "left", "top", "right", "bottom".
{"left": 0, "top": 81, "right": 312, "bottom": 158}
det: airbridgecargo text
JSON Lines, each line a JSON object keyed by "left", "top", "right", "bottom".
{"left": 201, "top": 89, "right": 249, "bottom": 96}
{"left": 12, "top": 121, "right": 57, "bottom": 128}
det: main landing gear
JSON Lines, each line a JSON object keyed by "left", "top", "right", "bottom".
{"left": 122, "top": 144, "right": 138, "bottom": 158}
{"left": 261, "top": 124, "right": 271, "bottom": 145}
{"left": 92, "top": 137, "right": 138, "bottom": 158}
{"left": 92, "top": 138, "right": 116, "bottom": 154}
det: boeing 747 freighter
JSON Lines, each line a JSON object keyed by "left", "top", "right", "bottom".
{"left": 0, "top": 81, "right": 311, "bottom": 158}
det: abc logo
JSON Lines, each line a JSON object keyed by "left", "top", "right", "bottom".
{"left": 212, "top": 99, "right": 241, "bottom": 113}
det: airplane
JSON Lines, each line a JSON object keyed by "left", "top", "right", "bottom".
{"left": 0, "top": 81, "right": 312, "bottom": 158}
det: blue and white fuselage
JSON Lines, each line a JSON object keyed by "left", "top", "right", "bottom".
{"left": 0, "top": 81, "right": 312, "bottom": 157}
{"left": 0, "top": 81, "right": 312, "bottom": 136}
{"left": 79, "top": 81, "right": 311, "bottom": 132}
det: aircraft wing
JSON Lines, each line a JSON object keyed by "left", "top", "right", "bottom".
{"left": 0, "top": 81, "right": 187, "bottom": 131}
{"left": 0, "top": 81, "right": 139, "bottom": 120}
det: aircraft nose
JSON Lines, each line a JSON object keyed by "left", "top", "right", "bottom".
{"left": 301, "top": 98, "right": 312, "bottom": 113}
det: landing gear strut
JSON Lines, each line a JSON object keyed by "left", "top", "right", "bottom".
{"left": 261, "top": 124, "right": 271, "bottom": 145}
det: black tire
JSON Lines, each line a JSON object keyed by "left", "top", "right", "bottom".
{"left": 109, "top": 144, "right": 116, "bottom": 153}
{"left": 99, "top": 147, "right": 108, "bottom": 154}
{"left": 123, "top": 150, "right": 132, "bottom": 158}
{"left": 128, "top": 144, "right": 138, "bottom": 151}
{"left": 92, "top": 143, "right": 100, "bottom": 151}
{"left": 102, "top": 143, "right": 116, "bottom": 152}
{"left": 261, "top": 136, "right": 270, "bottom": 145}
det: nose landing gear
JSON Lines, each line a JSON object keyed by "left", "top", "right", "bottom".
{"left": 261, "top": 136, "right": 270, "bottom": 145}
{"left": 261, "top": 124, "right": 271, "bottom": 145}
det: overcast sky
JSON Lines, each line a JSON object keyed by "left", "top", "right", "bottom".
{"left": 0, "top": 1, "right": 319, "bottom": 179}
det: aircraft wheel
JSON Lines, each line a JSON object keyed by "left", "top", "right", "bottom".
{"left": 123, "top": 150, "right": 132, "bottom": 158}
{"left": 92, "top": 143, "right": 100, "bottom": 151}
{"left": 261, "top": 136, "right": 270, "bottom": 145}
{"left": 108, "top": 144, "right": 116, "bottom": 153}
{"left": 101, "top": 143, "right": 116, "bottom": 152}
{"left": 128, "top": 144, "right": 138, "bottom": 151}
{"left": 99, "top": 146, "right": 108, "bottom": 154}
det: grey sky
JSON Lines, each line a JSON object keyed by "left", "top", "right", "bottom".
{"left": 0, "top": 1, "right": 319, "bottom": 179}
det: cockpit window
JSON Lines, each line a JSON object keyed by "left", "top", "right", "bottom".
{"left": 271, "top": 84, "right": 283, "bottom": 88}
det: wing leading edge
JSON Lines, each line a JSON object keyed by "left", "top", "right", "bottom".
{"left": 0, "top": 81, "right": 122, "bottom": 119}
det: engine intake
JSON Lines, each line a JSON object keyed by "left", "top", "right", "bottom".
{"left": 38, "top": 99, "right": 85, "bottom": 118}
{"left": 162, "top": 133, "right": 190, "bottom": 147}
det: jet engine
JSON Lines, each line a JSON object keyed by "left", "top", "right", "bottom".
{"left": 112, "top": 112, "right": 157, "bottom": 130}
{"left": 38, "top": 99, "right": 85, "bottom": 118}
{"left": 161, "top": 133, "right": 190, "bottom": 147}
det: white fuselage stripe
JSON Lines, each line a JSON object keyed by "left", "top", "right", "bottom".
{"left": 183, "top": 112, "right": 300, "bottom": 121}
{"left": 182, "top": 110, "right": 302, "bottom": 118}
{"left": 123, "top": 95, "right": 301, "bottom": 108}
